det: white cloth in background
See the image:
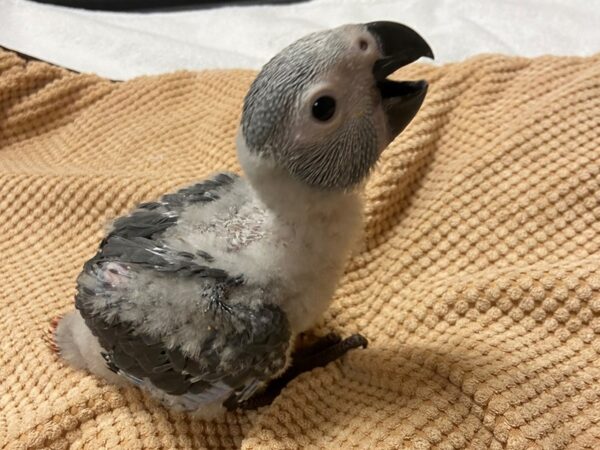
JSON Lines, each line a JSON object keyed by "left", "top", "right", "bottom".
{"left": 0, "top": 0, "right": 598, "bottom": 80}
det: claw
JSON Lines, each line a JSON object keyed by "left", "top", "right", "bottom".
{"left": 341, "top": 333, "right": 368, "bottom": 350}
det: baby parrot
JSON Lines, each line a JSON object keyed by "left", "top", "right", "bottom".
{"left": 49, "top": 21, "right": 433, "bottom": 417}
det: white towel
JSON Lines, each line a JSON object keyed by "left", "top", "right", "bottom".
{"left": 1, "top": 0, "right": 598, "bottom": 79}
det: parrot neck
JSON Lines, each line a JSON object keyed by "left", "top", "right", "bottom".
{"left": 237, "top": 135, "right": 363, "bottom": 221}
{"left": 253, "top": 168, "right": 361, "bottom": 221}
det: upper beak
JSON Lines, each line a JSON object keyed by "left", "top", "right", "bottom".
{"left": 366, "top": 21, "right": 434, "bottom": 138}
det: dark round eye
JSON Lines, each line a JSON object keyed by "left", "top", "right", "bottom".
{"left": 359, "top": 39, "right": 369, "bottom": 51}
{"left": 312, "top": 96, "right": 336, "bottom": 122}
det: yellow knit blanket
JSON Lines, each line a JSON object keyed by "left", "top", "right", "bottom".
{"left": 1, "top": 48, "right": 599, "bottom": 449}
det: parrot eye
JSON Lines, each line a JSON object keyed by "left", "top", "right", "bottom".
{"left": 312, "top": 96, "right": 336, "bottom": 122}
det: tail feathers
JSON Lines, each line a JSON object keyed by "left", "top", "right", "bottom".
{"left": 50, "top": 311, "right": 126, "bottom": 386}
{"left": 52, "top": 311, "right": 91, "bottom": 370}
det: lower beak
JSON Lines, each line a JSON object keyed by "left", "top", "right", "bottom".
{"left": 366, "top": 21, "right": 434, "bottom": 138}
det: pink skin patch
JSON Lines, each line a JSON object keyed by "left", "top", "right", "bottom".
{"left": 102, "top": 262, "right": 130, "bottom": 287}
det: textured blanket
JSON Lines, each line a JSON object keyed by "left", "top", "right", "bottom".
{"left": 1, "top": 48, "right": 599, "bottom": 449}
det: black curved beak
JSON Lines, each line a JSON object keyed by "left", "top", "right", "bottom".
{"left": 366, "top": 21, "right": 434, "bottom": 138}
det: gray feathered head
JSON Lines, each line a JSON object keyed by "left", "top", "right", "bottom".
{"left": 240, "top": 22, "right": 433, "bottom": 191}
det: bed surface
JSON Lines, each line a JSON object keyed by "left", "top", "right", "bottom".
{"left": 1, "top": 48, "right": 599, "bottom": 449}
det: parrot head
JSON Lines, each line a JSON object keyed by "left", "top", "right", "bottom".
{"left": 239, "top": 21, "right": 433, "bottom": 191}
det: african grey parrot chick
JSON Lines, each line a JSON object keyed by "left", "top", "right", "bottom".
{"left": 49, "top": 21, "right": 433, "bottom": 418}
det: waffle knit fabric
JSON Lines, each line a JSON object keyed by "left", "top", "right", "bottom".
{"left": 1, "top": 48, "right": 599, "bottom": 450}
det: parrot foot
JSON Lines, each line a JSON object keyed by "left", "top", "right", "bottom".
{"left": 43, "top": 315, "right": 63, "bottom": 355}
{"left": 229, "top": 333, "right": 368, "bottom": 411}
{"left": 294, "top": 331, "right": 343, "bottom": 357}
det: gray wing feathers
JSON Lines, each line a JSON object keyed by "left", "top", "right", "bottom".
{"left": 93, "top": 235, "right": 228, "bottom": 278}
{"left": 104, "top": 172, "right": 237, "bottom": 242}
{"left": 75, "top": 173, "right": 291, "bottom": 406}
{"left": 78, "top": 283, "right": 290, "bottom": 400}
